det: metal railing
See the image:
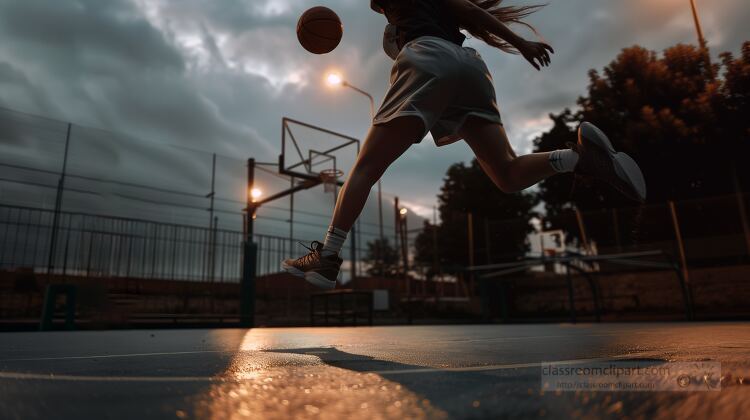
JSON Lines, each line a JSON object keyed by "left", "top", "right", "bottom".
{"left": 0, "top": 204, "right": 316, "bottom": 282}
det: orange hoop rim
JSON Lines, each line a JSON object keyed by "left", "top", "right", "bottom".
{"left": 319, "top": 168, "right": 344, "bottom": 181}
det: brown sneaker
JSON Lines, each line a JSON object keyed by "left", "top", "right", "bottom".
{"left": 570, "top": 122, "right": 647, "bottom": 202}
{"left": 281, "top": 241, "right": 342, "bottom": 289}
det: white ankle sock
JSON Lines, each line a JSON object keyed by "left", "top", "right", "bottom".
{"left": 322, "top": 226, "right": 348, "bottom": 256}
{"left": 549, "top": 149, "right": 579, "bottom": 173}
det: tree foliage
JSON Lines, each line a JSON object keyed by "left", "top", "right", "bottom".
{"left": 534, "top": 42, "right": 750, "bottom": 213}
{"left": 362, "top": 237, "right": 401, "bottom": 277}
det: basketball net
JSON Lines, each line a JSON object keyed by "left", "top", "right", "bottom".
{"left": 319, "top": 169, "right": 343, "bottom": 194}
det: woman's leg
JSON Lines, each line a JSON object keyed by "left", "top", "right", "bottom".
{"left": 331, "top": 116, "right": 425, "bottom": 231}
{"left": 460, "top": 117, "right": 557, "bottom": 193}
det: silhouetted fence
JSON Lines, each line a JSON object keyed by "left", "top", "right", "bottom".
{"left": 539, "top": 194, "right": 750, "bottom": 267}
{"left": 0, "top": 204, "right": 316, "bottom": 282}
{"left": 403, "top": 193, "right": 750, "bottom": 278}
{"left": 0, "top": 106, "right": 403, "bottom": 281}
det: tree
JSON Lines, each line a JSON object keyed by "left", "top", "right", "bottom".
{"left": 414, "top": 159, "right": 537, "bottom": 272}
{"left": 533, "top": 42, "right": 750, "bottom": 249}
{"left": 413, "top": 220, "right": 439, "bottom": 280}
{"left": 719, "top": 42, "right": 750, "bottom": 188}
{"left": 535, "top": 43, "right": 750, "bottom": 211}
{"left": 362, "top": 237, "right": 401, "bottom": 277}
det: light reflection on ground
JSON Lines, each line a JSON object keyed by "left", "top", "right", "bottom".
{"left": 195, "top": 331, "right": 446, "bottom": 419}
{"left": 192, "top": 325, "right": 750, "bottom": 419}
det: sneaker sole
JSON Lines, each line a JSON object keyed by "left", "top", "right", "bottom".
{"left": 281, "top": 261, "right": 304, "bottom": 277}
{"left": 281, "top": 261, "right": 336, "bottom": 290}
{"left": 579, "top": 122, "right": 647, "bottom": 201}
{"left": 304, "top": 272, "right": 337, "bottom": 290}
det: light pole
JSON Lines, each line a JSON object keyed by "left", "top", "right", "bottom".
{"left": 327, "top": 73, "right": 384, "bottom": 242}
{"left": 343, "top": 81, "right": 376, "bottom": 120}
{"left": 398, "top": 207, "right": 409, "bottom": 277}
{"left": 688, "top": 0, "right": 714, "bottom": 79}
{"left": 327, "top": 73, "right": 376, "bottom": 119}
{"left": 688, "top": 0, "right": 707, "bottom": 51}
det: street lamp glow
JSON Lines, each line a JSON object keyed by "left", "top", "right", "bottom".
{"left": 251, "top": 188, "right": 262, "bottom": 201}
{"left": 326, "top": 73, "right": 343, "bottom": 86}
{"left": 399, "top": 208, "right": 408, "bottom": 216}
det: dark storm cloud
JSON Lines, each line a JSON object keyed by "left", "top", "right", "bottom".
{"left": 0, "top": 0, "right": 184, "bottom": 71}
{"left": 0, "top": 61, "right": 28, "bottom": 85}
{"left": 0, "top": 61, "right": 55, "bottom": 122}
{"left": 0, "top": 0, "right": 266, "bottom": 156}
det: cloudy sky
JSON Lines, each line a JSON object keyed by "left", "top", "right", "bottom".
{"left": 0, "top": 0, "right": 748, "bottom": 229}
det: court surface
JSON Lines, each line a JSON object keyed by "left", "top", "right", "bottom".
{"left": 1, "top": 323, "right": 748, "bottom": 419}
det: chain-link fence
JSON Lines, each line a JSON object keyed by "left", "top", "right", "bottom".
{"left": 0, "top": 105, "right": 449, "bottom": 328}
{"left": 0, "top": 107, "right": 414, "bottom": 326}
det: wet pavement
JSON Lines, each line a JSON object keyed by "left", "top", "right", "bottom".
{"left": 0, "top": 323, "right": 748, "bottom": 419}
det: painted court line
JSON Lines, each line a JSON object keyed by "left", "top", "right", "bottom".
{"left": 0, "top": 332, "right": 640, "bottom": 362}
{"left": 0, "top": 372, "right": 219, "bottom": 382}
{"left": 0, "top": 350, "right": 231, "bottom": 362}
{"left": 436, "top": 332, "right": 653, "bottom": 344}
{"left": 0, "top": 352, "right": 661, "bottom": 382}
{"left": 373, "top": 352, "right": 660, "bottom": 375}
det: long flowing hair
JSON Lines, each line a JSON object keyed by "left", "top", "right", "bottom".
{"left": 466, "top": 0, "right": 545, "bottom": 54}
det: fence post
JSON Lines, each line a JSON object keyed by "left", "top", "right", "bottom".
{"left": 394, "top": 196, "right": 399, "bottom": 260}
{"left": 46, "top": 123, "right": 72, "bottom": 279}
{"left": 668, "top": 200, "right": 691, "bottom": 294}
{"left": 289, "top": 177, "right": 294, "bottom": 252}
{"left": 241, "top": 240, "right": 257, "bottom": 325}
{"left": 565, "top": 262, "right": 576, "bottom": 323}
{"left": 574, "top": 207, "right": 590, "bottom": 253}
{"left": 240, "top": 158, "right": 257, "bottom": 327}
{"left": 401, "top": 214, "right": 409, "bottom": 274}
{"left": 207, "top": 153, "right": 216, "bottom": 282}
{"left": 467, "top": 212, "right": 474, "bottom": 268}
{"left": 432, "top": 222, "right": 439, "bottom": 278}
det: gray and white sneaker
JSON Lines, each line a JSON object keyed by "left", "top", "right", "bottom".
{"left": 281, "top": 241, "right": 341, "bottom": 289}
{"left": 570, "top": 122, "right": 647, "bottom": 202}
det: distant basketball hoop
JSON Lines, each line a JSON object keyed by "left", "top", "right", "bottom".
{"left": 320, "top": 168, "right": 344, "bottom": 193}
{"left": 539, "top": 230, "right": 566, "bottom": 256}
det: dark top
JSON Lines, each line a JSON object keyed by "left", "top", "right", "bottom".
{"left": 371, "top": 0, "right": 465, "bottom": 48}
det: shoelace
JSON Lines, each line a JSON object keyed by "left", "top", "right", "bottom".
{"left": 296, "top": 241, "right": 323, "bottom": 266}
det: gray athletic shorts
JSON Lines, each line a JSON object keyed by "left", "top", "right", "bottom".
{"left": 373, "top": 36, "right": 503, "bottom": 147}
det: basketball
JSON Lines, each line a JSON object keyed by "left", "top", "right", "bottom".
{"left": 296, "top": 6, "right": 343, "bottom": 54}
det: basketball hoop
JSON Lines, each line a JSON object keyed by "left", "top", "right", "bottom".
{"left": 319, "top": 168, "right": 344, "bottom": 193}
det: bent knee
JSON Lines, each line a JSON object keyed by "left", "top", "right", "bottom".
{"left": 494, "top": 163, "right": 525, "bottom": 194}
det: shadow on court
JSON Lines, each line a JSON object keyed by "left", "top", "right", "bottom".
{"left": 263, "top": 346, "right": 541, "bottom": 418}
